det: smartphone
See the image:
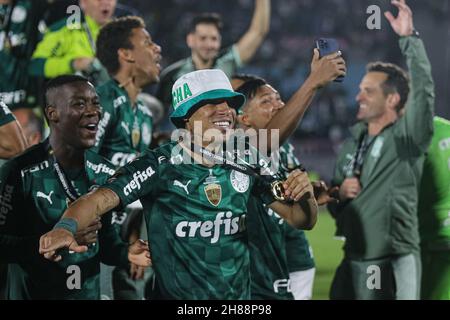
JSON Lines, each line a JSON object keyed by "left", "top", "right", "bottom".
{"left": 315, "top": 38, "right": 344, "bottom": 82}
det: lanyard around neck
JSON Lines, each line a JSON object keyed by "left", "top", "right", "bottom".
{"left": 52, "top": 155, "right": 83, "bottom": 203}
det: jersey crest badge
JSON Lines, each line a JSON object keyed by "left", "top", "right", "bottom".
{"left": 204, "top": 183, "right": 222, "bottom": 207}
{"left": 204, "top": 169, "right": 222, "bottom": 206}
{"left": 230, "top": 170, "right": 250, "bottom": 193}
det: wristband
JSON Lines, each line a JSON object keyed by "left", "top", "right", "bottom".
{"left": 53, "top": 218, "right": 78, "bottom": 235}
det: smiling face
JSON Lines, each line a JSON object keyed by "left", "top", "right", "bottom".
{"left": 356, "top": 72, "right": 390, "bottom": 123}
{"left": 187, "top": 23, "right": 221, "bottom": 64}
{"left": 47, "top": 81, "right": 101, "bottom": 150}
{"left": 80, "top": 0, "right": 116, "bottom": 26}
{"left": 240, "top": 84, "right": 285, "bottom": 130}
{"left": 127, "top": 27, "right": 162, "bottom": 85}
{"left": 185, "top": 101, "right": 236, "bottom": 145}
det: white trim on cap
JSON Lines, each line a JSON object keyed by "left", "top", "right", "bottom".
{"left": 172, "top": 69, "right": 233, "bottom": 110}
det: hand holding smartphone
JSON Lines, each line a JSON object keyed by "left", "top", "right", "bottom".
{"left": 315, "top": 38, "right": 345, "bottom": 83}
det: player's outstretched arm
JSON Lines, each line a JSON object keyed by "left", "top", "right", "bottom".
{"left": 39, "top": 187, "right": 120, "bottom": 261}
{"left": 264, "top": 49, "right": 346, "bottom": 152}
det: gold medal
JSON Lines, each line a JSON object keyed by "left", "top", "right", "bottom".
{"left": 131, "top": 129, "right": 141, "bottom": 148}
{"left": 271, "top": 180, "right": 286, "bottom": 201}
{"left": 132, "top": 127, "right": 140, "bottom": 148}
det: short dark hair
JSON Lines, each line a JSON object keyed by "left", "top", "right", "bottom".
{"left": 45, "top": 75, "right": 90, "bottom": 106}
{"left": 97, "top": 16, "right": 146, "bottom": 75}
{"left": 366, "top": 62, "right": 410, "bottom": 112}
{"left": 188, "top": 13, "right": 223, "bottom": 34}
{"left": 44, "top": 75, "right": 90, "bottom": 121}
{"left": 234, "top": 75, "right": 267, "bottom": 109}
{"left": 232, "top": 74, "right": 264, "bottom": 86}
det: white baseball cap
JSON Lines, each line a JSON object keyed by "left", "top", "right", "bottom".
{"left": 170, "top": 69, "right": 246, "bottom": 128}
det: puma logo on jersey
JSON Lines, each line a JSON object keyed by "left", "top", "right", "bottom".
{"left": 173, "top": 180, "right": 191, "bottom": 194}
{"left": 37, "top": 191, "right": 54, "bottom": 205}
{"left": 175, "top": 212, "right": 246, "bottom": 244}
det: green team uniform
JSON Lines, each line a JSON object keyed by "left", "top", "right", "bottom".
{"left": 0, "top": 102, "right": 17, "bottom": 169}
{"left": 156, "top": 46, "right": 242, "bottom": 110}
{"left": 29, "top": 14, "right": 109, "bottom": 85}
{"left": 0, "top": 0, "right": 48, "bottom": 109}
{"left": 286, "top": 227, "right": 314, "bottom": 273}
{"left": 418, "top": 116, "right": 450, "bottom": 299}
{"left": 248, "top": 143, "right": 314, "bottom": 300}
{"left": 92, "top": 79, "right": 153, "bottom": 167}
{"left": 0, "top": 101, "right": 15, "bottom": 126}
{"left": 104, "top": 141, "right": 275, "bottom": 299}
{"left": 93, "top": 79, "right": 154, "bottom": 300}
{"left": 328, "top": 36, "right": 434, "bottom": 299}
{"left": 0, "top": 140, "right": 129, "bottom": 299}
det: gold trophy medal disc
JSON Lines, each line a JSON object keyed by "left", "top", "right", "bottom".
{"left": 132, "top": 128, "right": 140, "bottom": 148}
{"left": 271, "top": 180, "right": 286, "bottom": 201}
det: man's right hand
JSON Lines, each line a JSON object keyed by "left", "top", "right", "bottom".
{"left": 339, "top": 177, "right": 361, "bottom": 201}
{"left": 309, "top": 49, "right": 346, "bottom": 88}
{"left": 39, "top": 228, "right": 88, "bottom": 262}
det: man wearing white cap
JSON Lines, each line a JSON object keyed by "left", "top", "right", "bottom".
{"left": 38, "top": 69, "right": 318, "bottom": 299}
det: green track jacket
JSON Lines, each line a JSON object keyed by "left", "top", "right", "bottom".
{"left": 329, "top": 36, "right": 435, "bottom": 260}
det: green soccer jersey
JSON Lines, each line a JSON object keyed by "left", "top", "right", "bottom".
{"left": 104, "top": 141, "right": 275, "bottom": 299}
{"left": 0, "top": 140, "right": 129, "bottom": 299}
{"left": 0, "top": 100, "right": 15, "bottom": 126}
{"left": 247, "top": 143, "right": 314, "bottom": 300}
{"left": 0, "top": 0, "right": 48, "bottom": 109}
{"left": 0, "top": 101, "right": 16, "bottom": 168}
{"left": 418, "top": 117, "right": 450, "bottom": 249}
{"left": 93, "top": 79, "right": 153, "bottom": 167}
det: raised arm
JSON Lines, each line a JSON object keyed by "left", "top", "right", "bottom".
{"left": 235, "top": 0, "right": 271, "bottom": 64}
{"left": 263, "top": 50, "right": 346, "bottom": 152}
{"left": 386, "top": 0, "right": 434, "bottom": 151}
